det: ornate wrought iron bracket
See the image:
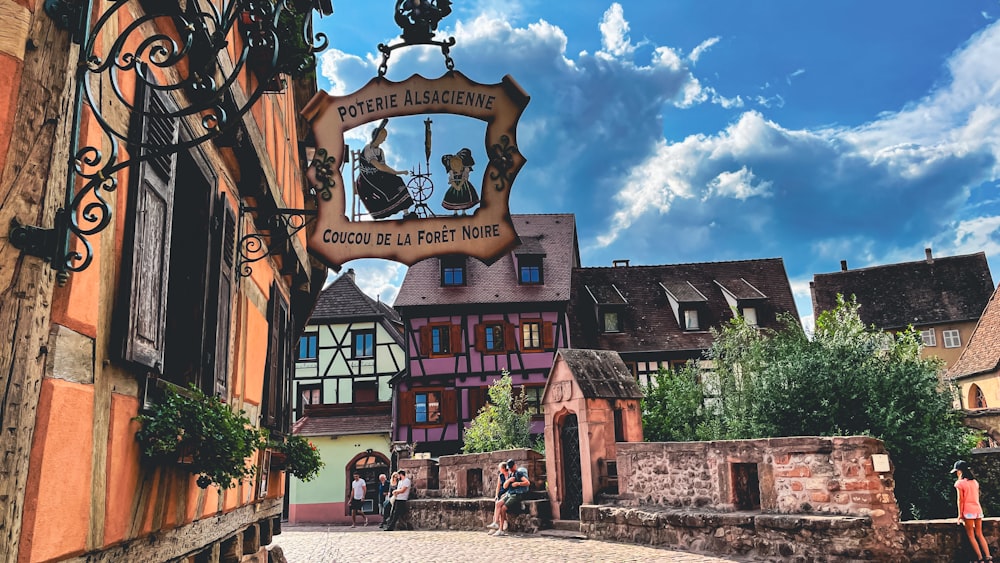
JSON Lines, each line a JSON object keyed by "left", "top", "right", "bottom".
{"left": 378, "top": 0, "right": 456, "bottom": 77}
{"left": 237, "top": 205, "right": 317, "bottom": 278}
{"left": 12, "top": 0, "right": 331, "bottom": 285}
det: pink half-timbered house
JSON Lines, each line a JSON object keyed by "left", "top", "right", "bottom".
{"left": 393, "top": 214, "right": 580, "bottom": 456}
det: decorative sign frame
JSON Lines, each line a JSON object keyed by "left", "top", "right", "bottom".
{"left": 302, "top": 70, "right": 530, "bottom": 269}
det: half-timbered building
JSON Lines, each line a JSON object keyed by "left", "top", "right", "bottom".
{"left": 569, "top": 258, "right": 800, "bottom": 386}
{"left": 0, "top": 2, "right": 327, "bottom": 561}
{"left": 393, "top": 214, "right": 580, "bottom": 456}
{"left": 288, "top": 268, "right": 403, "bottom": 523}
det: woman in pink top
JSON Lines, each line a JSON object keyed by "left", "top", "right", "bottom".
{"left": 952, "top": 460, "right": 992, "bottom": 563}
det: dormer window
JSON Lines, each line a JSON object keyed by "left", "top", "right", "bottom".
{"left": 603, "top": 311, "right": 620, "bottom": 333}
{"left": 519, "top": 255, "right": 543, "bottom": 284}
{"left": 684, "top": 309, "right": 700, "bottom": 331}
{"left": 440, "top": 256, "right": 466, "bottom": 286}
{"left": 741, "top": 307, "right": 757, "bottom": 327}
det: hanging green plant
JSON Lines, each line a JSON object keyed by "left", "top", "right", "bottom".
{"left": 135, "top": 384, "right": 265, "bottom": 489}
{"left": 269, "top": 435, "right": 324, "bottom": 482}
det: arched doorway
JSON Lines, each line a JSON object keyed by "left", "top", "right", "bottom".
{"left": 558, "top": 413, "right": 583, "bottom": 520}
{"left": 345, "top": 450, "right": 390, "bottom": 516}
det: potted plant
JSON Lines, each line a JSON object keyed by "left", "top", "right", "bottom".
{"left": 269, "top": 435, "right": 324, "bottom": 482}
{"left": 135, "top": 383, "right": 265, "bottom": 489}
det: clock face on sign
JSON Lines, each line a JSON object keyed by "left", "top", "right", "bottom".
{"left": 303, "top": 71, "right": 530, "bottom": 269}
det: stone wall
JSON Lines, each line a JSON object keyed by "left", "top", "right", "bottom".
{"left": 429, "top": 449, "right": 545, "bottom": 499}
{"left": 402, "top": 499, "right": 550, "bottom": 534}
{"left": 902, "top": 518, "right": 1000, "bottom": 562}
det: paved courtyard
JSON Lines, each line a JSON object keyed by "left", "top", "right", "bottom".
{"left": 268, "top": 525, "right": 749, "bottom": 563}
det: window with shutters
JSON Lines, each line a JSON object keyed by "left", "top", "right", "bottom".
{"left": 484, "top": 323, "right": 504, "bottom": 352}
{"left": 519, "top": 320, "right": 554, "bottom": 352}
{"left": 415, "top": 390, "right": 442, "bottom": 424}
{"left": 296, "top": 383, "right": 321, "bottom": 420}
{"left": 262, "top": 283, "right": 293, "bottom": 434}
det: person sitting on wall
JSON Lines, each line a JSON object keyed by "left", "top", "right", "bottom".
{"left": 486, "top": 461, "right": 510, "bottom": 534}
{"left": 495, "top": 459, "right": 529, "bottom": 537}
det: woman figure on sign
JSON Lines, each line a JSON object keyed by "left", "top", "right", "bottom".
{"left": 357, "top": 119, "right": 415, "bottom": 219}
{"left": 952, "top": 460, "right": 992, "bottom": 562}
{"left": 441, "top": 147, "right": 479, "bottom": 214}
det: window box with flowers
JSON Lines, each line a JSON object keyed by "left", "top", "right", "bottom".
{"left": 269, "top": 435, "right": 324, "bottom": 482}
{"left": 134, "top": 383, "right": 265, "bottom": 489}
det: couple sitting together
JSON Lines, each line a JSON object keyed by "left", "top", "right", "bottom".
{"left": 486, "top": 458, "right": 530, "bottom": 537}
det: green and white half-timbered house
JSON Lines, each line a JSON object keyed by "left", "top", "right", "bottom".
{"left": 288, "top": 269, "right": 406, "bottom": 524}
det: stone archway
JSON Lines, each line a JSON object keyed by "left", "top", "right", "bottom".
{"left": 345, "top": 450, "right": 390, "bottom": 516}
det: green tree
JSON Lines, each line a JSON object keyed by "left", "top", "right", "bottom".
{"left": 647, "top": 295, "right": 975, "bottom": 519}
{"left": 641, "top": 366, "right": 705, "bottom": 442}
{"left": 462, "top": 371, "right": 538, "bottom": 453}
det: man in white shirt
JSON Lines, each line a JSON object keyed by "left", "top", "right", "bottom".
{"left": 383, "top": 469, "right": 411, "bottom": 531}
{"left": 350, "top": 473, "right": 368, "bottom": 527}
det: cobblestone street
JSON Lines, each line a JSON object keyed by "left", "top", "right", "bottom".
{"left": 268, "top": 525, "right": 749, "bottom": 563}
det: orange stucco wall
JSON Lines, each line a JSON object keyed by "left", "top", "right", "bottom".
{"left": 19, "top": 379, "right": 94, "bottom": 563}
{"left": 244, "top": 299, "right": 269, "bottom": 406}
{"left": 103, "top": 393, "right": 142, "bottom": 546}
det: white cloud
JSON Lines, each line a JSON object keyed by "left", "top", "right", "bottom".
{"left": 325, "top": 260, "right": 407, "bottom": 305}
{"left": 705, "top": 167, "right": 772, "bottom": 200}
{"left": 689, "top": 36, "right": 720, "bottom": 64}
{"left": 785, "top": 68, "right": 805, "bottom": 85}
{"left": 599, "top": 3, "right": 635, "bottom": 58}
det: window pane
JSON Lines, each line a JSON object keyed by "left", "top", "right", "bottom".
{"left": 943, "top": 330, "right": 961, "bottom": 348}
{"left": 743, "top": 308, "right": 757, "bottom": 327}
{"left": 353, "top": 331, "right": 374, "bottom": 357}
{"left": 684, "top": 310, "right": 699, "bottom": 330}
{"left": 485, "top": 324, "right": 504, "bottom": 351}
{"left": 522, "top": 322, "right": 541, "bottom": 349}
{"left": 416, "top": 393, "right": 427, "bottom": 423}
{"left": 298, "top": 334, "right": 317, "bottom": 360}
{"left": 431, "top": 327, "right": 450, "bottom": 354}
{"left": 604, "top": 312, "right": 619, "bottom": 332}
{"left": 920, "top": 329, "right": 936, "bottom": 347}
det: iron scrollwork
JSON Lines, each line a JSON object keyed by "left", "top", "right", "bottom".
{"left": 237, "top": 206, "right": 317, "bottom": 278}
{"left": 378, "top": 0, "right": 456, "bottom": 77}
{"left": 14, "top": 0, "right": 331, "bottom": 284}
{"left": 488, "top": 135, "right": 518, "bottom": 192}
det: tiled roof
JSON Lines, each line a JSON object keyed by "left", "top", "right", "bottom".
{"left": 569, "top": 258, "right": 799, "bottom": 353}
{"left": 310, "top": 270, "right": 401, "bottom": 323}
{"left": 811, "top": 252, "right": 993, "bottom": 329}
{"left": 948, "top": 285, "right": 1000, "bottom": 379}
{"left": 394, "top": 214, "right": 579, "bottom": 309}
{"left": 292, "top": 414, "right": 392, "bottom": 437}
{"left": 550, "top": 349, "right": 644, "bottom": 399}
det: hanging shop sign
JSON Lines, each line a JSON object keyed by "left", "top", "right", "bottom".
{"left": 301, "top": 4, "right": 529, "bottom": 269}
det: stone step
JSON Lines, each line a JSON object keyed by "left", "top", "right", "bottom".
{"left": 549, "top": 519, "right": 581, "bottom": 532}
{"left": 538, "top": 528, "right": 588, "bottom": 540}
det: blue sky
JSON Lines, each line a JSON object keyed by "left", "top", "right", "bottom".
{"left": 312, "top": 1, "right": 1000, "bottom": 330}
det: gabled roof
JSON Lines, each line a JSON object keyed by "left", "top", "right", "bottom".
{"left": 811, "top": 251, "right": 993, "bottom": 330}
{"left": 308, "top": 270, "right": 404, "bottom": 346}
{"left": 948, "top": 284, "right": 1000, "bottom": 380}
{"left": 548, "top": 349, "right": 643, "bottom": 399}
{"left": 292, "top": 414, "right": 392, "bottom": 437}
{"left": 394, "top": 214, "right": 580, "bottom": 309}
{"left": 569, "top": 258, "right": 799, "bottom": 353}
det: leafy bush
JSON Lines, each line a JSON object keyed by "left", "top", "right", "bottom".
{"left": 645, "top": 295, "right": 976, "bottom": 519}
{"left": 135, "top": 384, "right": 264, "bottom": 489}
{"left": 273, "top": 435, "right": 325, "bottom": 482}
{"left": 641, "top": 366, "right": 705, "bottom": 442}
{"left": 462, "top": 371, "right": 539, "bottom": 453}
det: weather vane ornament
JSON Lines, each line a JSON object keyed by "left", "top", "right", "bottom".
{"left": 302, "top": 0, "right": 530, "bottom": 270}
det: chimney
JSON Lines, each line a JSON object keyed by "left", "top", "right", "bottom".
{"left": 840, "top": 260, "right": 848, "bottom": 271}
{"left": 345, "top": 268, "right": 356, "bottom": 281}
{"left": 613, "top": 259, "right": 630, "bottom": 268}
{"left": 925, "top": 248, "right": 933, "bottom": 263}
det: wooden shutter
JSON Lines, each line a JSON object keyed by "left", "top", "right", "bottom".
{"left": 468, "top": 386, "right": 486, "bottom": 419}
{"left": 542, "top": 321, "right": 554, "bottom": 349}
{"left": 474, "top": 324, "right": 486, "bottom": 352}
{"left": 208, "top": 195, "right": 236, "bottom": 397}
{"left": 419, "top": 326, "right": 431, "bottom": 356}
{"left": 450, "top": 324, "right": 463, "bottom": 353}
{"left": 263, "top": 283, "right": 290, "bottom": 431}
{"left": 442, "top": 389, "right": 457, "bottom": 424}
{"left": 505, "top": 323, "right": 518, "bottom": 352}
{"left": 121, "top": 84, "right": 179, "bottom": 371}
{"left": 398, "top": 390, "right": 414, "bottom": 425}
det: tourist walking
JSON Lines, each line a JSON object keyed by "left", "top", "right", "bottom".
{"left": 383, "top": 470, "right": 411, "bottom": 531}
{"left": 350, "top": 473, "right": 368, "bottom": 527}
{"left": 951, "top": 460, "right": 992, "bottom": 563}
